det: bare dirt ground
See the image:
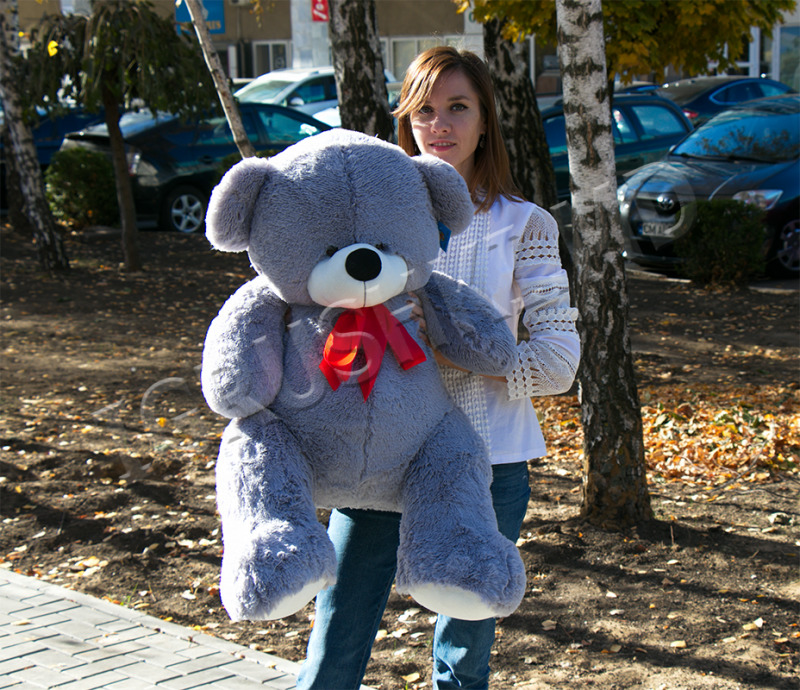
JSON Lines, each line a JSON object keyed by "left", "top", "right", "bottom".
{"left": 1, "top": 226, "right": 798, "bottom": 689}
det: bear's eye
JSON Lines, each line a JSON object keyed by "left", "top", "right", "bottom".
{"left": 375, "top": 243, "right": 388, "bottom": 252}
{"left": 325, "top": 246, "right": 339, "bottom": 257}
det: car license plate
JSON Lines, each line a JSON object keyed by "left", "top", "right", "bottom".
{"left": 640, "top": 222, "right": 675, "bottom": 238}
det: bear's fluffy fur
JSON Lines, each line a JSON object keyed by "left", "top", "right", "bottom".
{"left": 202, "top": 129, "right": 526, "bottom": 622}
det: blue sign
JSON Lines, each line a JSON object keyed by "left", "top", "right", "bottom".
{"left": 175, "top": 0, "right": 225, "bottom": 35}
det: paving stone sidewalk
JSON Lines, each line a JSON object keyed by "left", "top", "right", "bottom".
{"left": 0, "top": 568, "right": 363, "bottom": 689}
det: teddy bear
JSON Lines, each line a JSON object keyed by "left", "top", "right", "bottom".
{"left": 201, "top": 128, "right": 527, "bottom": 623}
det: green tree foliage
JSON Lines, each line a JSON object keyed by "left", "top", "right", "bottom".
{"left": 675, "top": 200, "right": 767, "bottom": 286}
{"left": 456, "top": 0, "right": 797, "bottom": 84}
{"left": 24, "top": 0, "right": 218, "bottom": 271}
{"left": 45, "top": 147, "right": 119, "bottom": 228}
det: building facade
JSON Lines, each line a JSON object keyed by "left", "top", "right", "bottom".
{"left": 15, "top": 0, "right": 800, "bottom": 92}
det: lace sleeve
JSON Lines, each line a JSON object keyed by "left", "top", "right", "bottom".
{"left": 506, "top": 208, "right": 580, "bottom": 400}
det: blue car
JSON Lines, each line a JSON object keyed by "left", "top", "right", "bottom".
{"left": 60, "top": 103, "right": 331, "bottom": 233}
{"left": 654, "top": 76, "right": 796, "bottom": 127}
{"left": 0, "top": 105, "right": 106, "bottom": 213}
{"left": 618, "top": 94, "right": 799, "bottom": 278}
{"left": 542, "top": 94, "right": 693, "bottom": 201}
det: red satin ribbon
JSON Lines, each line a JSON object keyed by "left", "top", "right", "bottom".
{"left": 320, "top": 304, "right": 427, "bottom": 401}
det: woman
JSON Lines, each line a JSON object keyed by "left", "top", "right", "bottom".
{"left": 297, "top": 46, "right": 580, "bottom": 689}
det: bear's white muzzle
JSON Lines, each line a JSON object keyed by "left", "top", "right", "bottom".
{"left": 307, "top": 243, "right": 409, "bottom": 309}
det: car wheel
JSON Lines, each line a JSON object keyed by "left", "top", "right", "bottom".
{"left": 767, "top": 219, "right": 800, "bottom": 278}
{"left": 161, "top": 186, "right": 207, "bottom": 234}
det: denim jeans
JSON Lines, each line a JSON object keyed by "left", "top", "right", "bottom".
{"left": 296, "top": 461, "right": 531, "bottom": 690}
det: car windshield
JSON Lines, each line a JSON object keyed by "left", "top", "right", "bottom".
{"left": 235, "top": 78, "right": 295, "bottom": 102}
{"left": 672, "top": 105, "right": 799, "bottom": 162}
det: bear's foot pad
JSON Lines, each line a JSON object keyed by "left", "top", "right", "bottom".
{"left": 263, "top": 576, "right": 329, "bottom": 620}
{"left": 408, "top": 583, "right": 498, "bottom": 621}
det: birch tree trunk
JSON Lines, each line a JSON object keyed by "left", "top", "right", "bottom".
{"left": 184, "top": 0, "right": 255, "bottom": 159}
{"left": 328, "top": 0, "right": 394, "bottom": 141}
{"left": 555, "top": 0, "right": 651, "bottom": 528}
{"left": 0, "top": 0, "right": 69, "bottom": 273}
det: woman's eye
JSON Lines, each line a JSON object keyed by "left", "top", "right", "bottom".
{"left": 325, "top": 246, "right": 339, "bottom": 257}
{"left": 451, "top": 103, "right": 466, "bottom": 112}
{"left": 418, "top": 105, "right": 433, "bottom": 115}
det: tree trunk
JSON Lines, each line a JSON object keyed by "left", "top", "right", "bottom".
{"left": 555, "top": 0, "right": 651, "bottom": 529}
{"left": 101, "top": 85, "right": 141, "bottom": 272}
{"left": 2, "top": 127, "right": 34, "bottom": 236}
{"left": 0, "top": 0, "right": 69, "bottom": 273}
{"left": 482, "top": 19, "right": 557, "bottom": 210}
{"left": 481, "top": 18, "right": 574, "bottom": 277}
{"left": 184, "top": 0, "right": 255, "bottom": 159}
{"left": 328, "top": 0, "right": 394, "bottom": 141}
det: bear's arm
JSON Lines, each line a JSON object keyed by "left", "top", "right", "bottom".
{"left": 416, "top": 272, "right": 517, "bottom": 377}
{"left": 202, "top": 277, "right": 286, "bottom": 419}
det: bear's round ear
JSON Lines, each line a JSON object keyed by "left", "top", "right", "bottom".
{"left": 206, "top": 157, "right": 273, "bottom": 252}
{"left": 413, "top": 155, "right": 475, "bottom": 235}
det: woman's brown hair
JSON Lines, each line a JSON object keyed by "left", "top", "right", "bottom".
{"left": 393, "top": 46, "right": 523, "bottom": 212}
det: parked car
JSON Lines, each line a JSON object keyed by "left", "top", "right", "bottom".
{"left": 654, "top": 75, "right": 796, "bottom": 127}
{"left": 617, "top": 94, "right": 799, "bottom": 278}
{"left": 235, "top": 66, "right": 396, "bottom": 117}
{"left": 311, "top": 81, "right": 404, "bottom": 128}
{"left": 60, "top": 103, "right": 331, "bottom": 233}
{"left": 0, "top": 105, "right": 105, "bottom": 214}
{"left": 541, "top": 94, "right": 694, "bottom": 201}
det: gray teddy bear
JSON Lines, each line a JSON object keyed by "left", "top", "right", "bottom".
{"left": 201, "top": 129, "right": 526, "bottom": 622}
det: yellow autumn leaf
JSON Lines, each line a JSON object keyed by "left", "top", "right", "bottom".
{"left": 157, "top": 417, "right": 168, "bottom": 427}
{"left": 47, "top": 40, "right": 58, "bottom": 57}
{"left": 401, "top": 672, "right": 420, "bottom": 683}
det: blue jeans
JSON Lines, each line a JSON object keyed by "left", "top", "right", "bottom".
{"left": 297, "top": 461, "right": 531, "bottom": 690}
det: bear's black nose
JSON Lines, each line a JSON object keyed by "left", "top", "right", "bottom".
{"left": 345, "top": 247, "right": 382, "bottom": 282}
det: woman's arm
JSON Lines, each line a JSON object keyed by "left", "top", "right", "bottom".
{"left": 505, "top": 208, "right": 580, "bottom": 399}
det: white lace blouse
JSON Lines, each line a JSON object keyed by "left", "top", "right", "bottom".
{"left": 433, "top": 195, "right": 580, "bottom": 464}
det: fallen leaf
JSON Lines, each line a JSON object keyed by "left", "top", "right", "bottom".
{"left": 670, "top": 640, "right": 687, "bottom": 648}
{"left": 402, "top": 672, "right": 421, "bottom": 683}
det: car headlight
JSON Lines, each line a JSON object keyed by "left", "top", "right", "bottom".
{"left": 617, "top": 182, "right": 630, "bottom": 204}
{"left": 732, "top": 190, "right": 783, "bottom": 210}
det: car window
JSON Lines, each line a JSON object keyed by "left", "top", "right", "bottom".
{"left": 713, "top": 82, "right": 762, "bottom": 105}
{"left": 290, "top": 77, "right": 333, "bottom": 105}
{"left": 255, "top": 109, "right": 325, "bottom": 144}
{"left": 235, "top": 77, "right": 294, "bottom": 102}
{"left": 629, "top": 104, "right": 688, "bottom": 140}
{"left": 543, "top": 114, "right": 567, "bottom": 154}
{"left": 758, "top": 83, "right": 790, "bottom": 98}
{"left": 612, "top": 108, "right": 637, "bottom": 144}
{"left": 673, "top": 108, "right": 799, "bottom": 162}
{"left": 191, "top": 112, "right": 260, "bottom": 147}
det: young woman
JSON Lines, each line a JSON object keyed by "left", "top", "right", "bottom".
{"left": 297, "top": 46, "right": 580, "bottom": 689}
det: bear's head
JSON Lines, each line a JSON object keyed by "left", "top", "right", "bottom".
{"left": 205, "top": 129, "right": 474, "bottom": 308}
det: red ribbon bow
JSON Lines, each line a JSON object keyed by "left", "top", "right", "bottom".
{"left": 319, "top": 304, "right": 427, "bottom": 401}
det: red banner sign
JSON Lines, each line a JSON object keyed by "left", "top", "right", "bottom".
{"left": 311, "top": 0, "right": 329, "bottom": 22}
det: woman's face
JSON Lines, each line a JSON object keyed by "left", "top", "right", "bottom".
{"left": 410, "top": 68, "right": 486, "bottom": 184}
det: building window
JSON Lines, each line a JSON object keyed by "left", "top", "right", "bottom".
{"left": 389, "top": 36, "right": 461, "bottom": 80}
{"left": 778, "top": 24, "right": 800, "bottom": 89}
{"left": 252, "top": 41, "right": 289, "bottom": 78}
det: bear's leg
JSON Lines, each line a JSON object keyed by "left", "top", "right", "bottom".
{"left": 395, "top": 409, "right": 526, "bottom": 621}
{"left": 216, "top": 410, "right": 337, "bottom": 621}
